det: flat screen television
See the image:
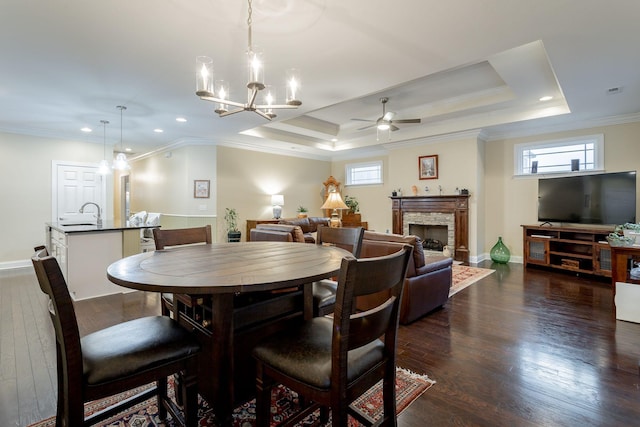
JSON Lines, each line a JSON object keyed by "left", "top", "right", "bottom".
{"left": 537, "top": 171, "right": 637, "bottom": 225}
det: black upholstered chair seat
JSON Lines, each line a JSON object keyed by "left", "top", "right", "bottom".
{"left": 311, "top": 280, "right": 338, "bottom": 311}
{"left": 82, "top": 316, "right": 200, "bottom": 385}
{"left": 252, "top": 317, "right": 384, "bottom": 389}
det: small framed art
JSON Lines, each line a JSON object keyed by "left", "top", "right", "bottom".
{"left": 418, "top": 155, "right": 438, "bottom": 180}
{"left": 194, "top": 180, "right": 210, "bottom": 198}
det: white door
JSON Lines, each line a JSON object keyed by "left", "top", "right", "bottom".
{"left": 52, "top": 161, "right": 106, "bottom": 222}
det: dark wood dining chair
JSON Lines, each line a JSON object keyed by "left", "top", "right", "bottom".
{"left": 312, "top": 225, "right": 364, "bottom": 317}
{"left": 252, "top": 244, "right": 412, "bottom": 427}
{"left": 31, "top": 247, "right": 201, "bottom": 427}
{"left": 153, "top": 225, "right": 212, "bottom": 317}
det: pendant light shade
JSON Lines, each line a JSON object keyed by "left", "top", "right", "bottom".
{"left": 97, "top": 119, "right": 111, "bottom": 175}
{"left": 113, "top": 105, "right": 130, "bottom": 171}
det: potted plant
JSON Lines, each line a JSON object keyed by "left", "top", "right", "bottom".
{"left": 224, "top": 208, "right": 241, "bottom": 242}
{"left": 344, "top": 196, "right": 359, "bottom": 214}
{"left": 342, "top": 195, "right": 361, "bottom": 226}
{"left": 297, "top": 206, "right": 308, "bottom": 218}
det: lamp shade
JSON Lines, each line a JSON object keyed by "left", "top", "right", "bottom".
{"left": 321, "top": 192, "right": 348, "bottom": 210}
{"left": 271, "top": 194, "right": 284, "bottom": 206}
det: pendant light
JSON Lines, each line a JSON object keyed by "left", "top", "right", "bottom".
{"left": 113, "top": 105, "right": 130, "bottom": 171}
{"left": 97, "top": 119, "right": 111, "bottom": 175}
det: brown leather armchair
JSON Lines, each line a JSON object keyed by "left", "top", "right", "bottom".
{"left": 356, "top": 231, "right": 452, "bottom": 324}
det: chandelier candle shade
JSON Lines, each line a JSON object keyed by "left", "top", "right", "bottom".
{"left": 271, "top": 194, "right": 284, "bottom": 219}
{"left": 321, "top": 191, "right": 349, "bottom": 228}
{"left": 195, "top": 0, "right": 301, "bottom": 120}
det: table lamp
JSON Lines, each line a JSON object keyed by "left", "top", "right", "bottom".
{"left": 321, "top": 191, "right": 349, "bottom": 227}
{"left": 271, "top": 194, "right": 284, "bottom": 219}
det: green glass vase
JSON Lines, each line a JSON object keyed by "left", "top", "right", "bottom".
{"left": 490, "top": 236, "right": 510, "bottom": 264}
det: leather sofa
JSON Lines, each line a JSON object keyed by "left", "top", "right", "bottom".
{"left": 278, "top": 217, "right": 330, "bottom": 243}
{"left": 251, "top": 224, "right": 306, "bottom": 242}
{"left": 356, "top": 231, "right": 452, "bottom": 325}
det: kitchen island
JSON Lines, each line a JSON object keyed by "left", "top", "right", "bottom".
{"left": 46, "top": 221, "right": 158, "bottom": 300}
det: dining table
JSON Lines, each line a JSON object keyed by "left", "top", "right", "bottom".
{"left": 106, "top": 241, "right": 350, "bottom": 423}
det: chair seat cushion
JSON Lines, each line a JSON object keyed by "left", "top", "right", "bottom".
{"left": 252, "top": 317, "right": 384, "bottom": 389}
{"left": 81, "top": 316, "right": 200, "bottom": 385}
{"left": 312, "top": 280, "right": 338, "bottom": 308}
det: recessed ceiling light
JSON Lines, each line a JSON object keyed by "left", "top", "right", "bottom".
{"left": 539, "top": 96, "right": 553, "bottom": 102}
{"left": 154, "top": 128, "right": 164, "bottom": 133}
{"left": 176, "top": 117, "right": 187, "bottom": 122}
{"left": 125, "top": 148, "right": 132, "bottom": 152}
{"left": 80, "top": 127, "right": 92, "bottom": 132}
{"left": 331, "top": 138, "right": 338, "bottom": 142}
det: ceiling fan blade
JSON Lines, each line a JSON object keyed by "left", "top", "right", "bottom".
{"left": 392, "top": 118, "right": 421, "bottom": 124}
{"left": 357, "top": 123, "right": 376, "bottom": 131}
{"left": 351, "top": 118, "right": 374, "bottom": 122}
{"left": 389, "top": 124, "right": 400, "bottom": 132}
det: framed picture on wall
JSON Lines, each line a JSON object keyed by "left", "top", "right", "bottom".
{"left": 194, "top": 180, "right": 210, "bottom": 198}
{"left": 418, "top": 155, "right": 438, "bottom": 180}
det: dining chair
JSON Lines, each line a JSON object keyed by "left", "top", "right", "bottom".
{"left": 312, "top": 225, "right": 364, "bottom": 317}
{"left": 31, "top": 247, "right": 201, "bottom": 427}
{"left": 252, "top": 244, "right": 413, "bottom": 427}
{"left": 152, "top": 225, "right": 212, "bottom": 317}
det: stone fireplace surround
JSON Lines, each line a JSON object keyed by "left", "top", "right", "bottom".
{"left": 391, "top": 195, "right": 470, "bottom": 264}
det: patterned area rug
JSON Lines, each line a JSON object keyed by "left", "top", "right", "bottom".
{"left": 449, "top": 265, "right": 495, "bottom": 296}
{"left": 28, "top": 367, "right": 434, "bottom": 427}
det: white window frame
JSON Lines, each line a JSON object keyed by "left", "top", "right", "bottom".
{"left": 345, "top": 160, "right": 383, "bottom": 186}
{"left": 514, "top": 134, "right": 604, "bottom": 177}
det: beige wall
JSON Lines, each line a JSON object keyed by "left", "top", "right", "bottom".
{"left": 485, "top": 121, "right": 640, "bottom": 260}
{"left": 331, "top": 132, "right": 486, "bottom": 258}
{"left": 0, "top": 132, "right": 107, "bottom": 265}
{"left": 216, "top": 146, "right": 331, "bottom": 242}
{"left": 2, "top": 121, "right": 639, "bottom": 266}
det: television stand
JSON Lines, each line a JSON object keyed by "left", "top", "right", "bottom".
{"left": 522, "top": 224, "right": 614, "bottom": 278}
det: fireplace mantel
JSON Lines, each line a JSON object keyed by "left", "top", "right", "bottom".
{"left": 391, "top": 195, "right": 469, "bottom": 263}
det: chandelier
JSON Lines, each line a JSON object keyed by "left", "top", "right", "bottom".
{"left": 195, "top": 0, "right": 301, "bottom": 120}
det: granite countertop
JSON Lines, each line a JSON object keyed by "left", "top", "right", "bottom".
{"left": 46, "top": 221, "right": 158, "bottom": 233}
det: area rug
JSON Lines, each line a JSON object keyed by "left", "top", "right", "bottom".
{"left": 449, "top": 265, "right": 495, "bottom": 296}
{"left": 28, "top": 367, "right": 434, "bottom": 427}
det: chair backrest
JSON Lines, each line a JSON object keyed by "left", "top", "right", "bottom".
{"left": 153, "top": 225, "right": 212, "bottom": 250}
{"left": 316, "top": 225, "right": 364, "bottom": 257}
{"left": 31, "top": 248, "right": 84, "bottom": 390}
{"left": 250, "top": 228, "right": 294, "bottom": 242}
{"left": 332, "top": 245, "right": 412, "bottom": 383}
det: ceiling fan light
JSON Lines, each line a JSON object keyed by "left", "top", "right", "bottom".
{"left": 377, "top": 122, "right": 390, "bottom": 131}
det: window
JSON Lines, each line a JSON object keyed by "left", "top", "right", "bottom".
{"left": 514, "top": 134, "right": 604, "bottom": 176}
{"left": 345, "top": 160, "right": 383, "bottom": 186}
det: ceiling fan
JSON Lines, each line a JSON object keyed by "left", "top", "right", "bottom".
{"left": 352, "top": 97, "right": 421, "bottom": 132}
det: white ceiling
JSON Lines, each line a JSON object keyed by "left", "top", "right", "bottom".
{"left": 1, "top": 0, "right": 639, "bottom": 161}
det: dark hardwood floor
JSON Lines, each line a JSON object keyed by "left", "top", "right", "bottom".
{"left": 1, "top": 261, "right": 639, "bottom": 426}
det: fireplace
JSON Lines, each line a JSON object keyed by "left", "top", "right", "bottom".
{"left": 408, "top": 224, "right": 448, "bottom": 252}
{"left": 391, "top": 195, "right": 469, "bottom": 263}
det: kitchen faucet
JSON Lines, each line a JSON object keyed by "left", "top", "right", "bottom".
{"left": 79, "top": 202, "right": 102, "bottom": 227}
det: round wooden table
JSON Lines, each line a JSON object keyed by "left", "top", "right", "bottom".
{"left": 107, "top": 241, "right": 350, "bottom": 422}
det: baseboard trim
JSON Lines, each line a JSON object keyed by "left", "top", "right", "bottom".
{"left": 0, "top": 260, "right": 31, "bottom": 271}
